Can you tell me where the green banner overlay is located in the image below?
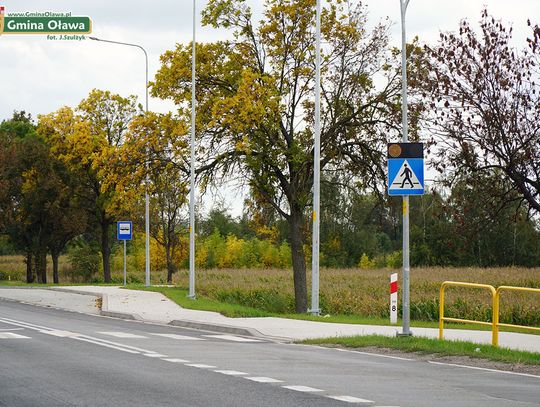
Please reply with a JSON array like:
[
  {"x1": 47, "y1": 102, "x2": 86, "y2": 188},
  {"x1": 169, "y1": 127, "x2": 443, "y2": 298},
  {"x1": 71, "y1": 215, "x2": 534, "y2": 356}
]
[{"x1": 1, "y1": 17, "x2": 92, "y2": 34}]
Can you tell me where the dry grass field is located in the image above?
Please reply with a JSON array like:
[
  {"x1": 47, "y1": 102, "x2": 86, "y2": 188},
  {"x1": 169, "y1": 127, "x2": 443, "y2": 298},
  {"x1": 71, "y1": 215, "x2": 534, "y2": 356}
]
[
  {"x1": 1, "y1": 255, "x2": 539, "y2": 325},
  {"x1": 170, "y1": 267, "x2": 540, "y2": 325}
]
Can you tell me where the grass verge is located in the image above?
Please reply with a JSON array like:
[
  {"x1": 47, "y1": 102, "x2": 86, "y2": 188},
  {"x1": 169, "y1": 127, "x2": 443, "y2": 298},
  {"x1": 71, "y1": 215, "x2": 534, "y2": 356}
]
[{"x1": 302, "y1": 335, "x2": 540, "y2": 366}]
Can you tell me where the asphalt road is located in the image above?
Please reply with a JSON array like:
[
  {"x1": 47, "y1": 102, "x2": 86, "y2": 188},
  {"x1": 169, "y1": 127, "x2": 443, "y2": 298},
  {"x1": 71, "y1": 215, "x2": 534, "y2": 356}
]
[{"x1": 0, "y1": 299, "x2": 538, "y2": 407}]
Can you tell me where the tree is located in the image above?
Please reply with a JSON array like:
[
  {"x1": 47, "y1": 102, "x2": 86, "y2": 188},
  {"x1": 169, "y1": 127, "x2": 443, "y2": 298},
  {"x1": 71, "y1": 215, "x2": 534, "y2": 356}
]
[
  {"x1": 421, "y1": 10, "x2": 540, "y2": 214},
  {"x1": 38, "y1": 90, "x2": 140, "y2": 283},
  {"x1": 104, "y1": 112, "x2": 189, "y2": 284},
  {"x1": 151, "y1": 0, "x2": 402, "y2": 312},
  {"x1": 0, "y1": 112, "x2": 85, "y2": 283}
]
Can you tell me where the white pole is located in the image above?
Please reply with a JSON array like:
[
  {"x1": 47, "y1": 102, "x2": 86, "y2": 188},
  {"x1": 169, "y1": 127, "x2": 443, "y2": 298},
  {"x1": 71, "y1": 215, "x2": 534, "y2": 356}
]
[
  {"x1": 400, "y1": 0, "x2": 412, "y2": 336},
  {"x1": 188, "y1": 0, "x2": 196, "y2": 299},
  {"x1": 124, "y1": 240, "x2": 127, "y2": 287},
  {"x1": 310, "y1": 0, "x2": 321, "y2": 316},
  {"x1": 87, "y1": 37, "x2": 151, "y2": 287},
  {"x1": 144, "y1": 46, "x2": 151, "y2": 288}
]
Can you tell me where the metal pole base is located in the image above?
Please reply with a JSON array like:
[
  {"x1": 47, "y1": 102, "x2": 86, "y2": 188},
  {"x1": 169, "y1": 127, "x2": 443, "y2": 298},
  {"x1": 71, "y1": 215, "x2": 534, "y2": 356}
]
[
  {"x1": 397, "y1": 331, "x2": 413, "y2": 337},
  {"x1": 308, "y1": 309, "x2": 321, "y2": 316},
  {"x1": 187, "y1": 294, "x2": 196, "y2": 300}
]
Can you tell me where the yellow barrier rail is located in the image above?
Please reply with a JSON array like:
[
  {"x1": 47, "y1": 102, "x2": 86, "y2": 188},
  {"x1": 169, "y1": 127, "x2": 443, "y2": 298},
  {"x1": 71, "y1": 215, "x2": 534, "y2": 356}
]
[
  {"x1": 439, "y1": 282, "x2": 540, "y2": 347},
  {"x1": 439, "y1": 281, "x2": 498, "y2": 346},
  {"x1": 496, "y1": 286, "x2": 540, "y2": 334}
]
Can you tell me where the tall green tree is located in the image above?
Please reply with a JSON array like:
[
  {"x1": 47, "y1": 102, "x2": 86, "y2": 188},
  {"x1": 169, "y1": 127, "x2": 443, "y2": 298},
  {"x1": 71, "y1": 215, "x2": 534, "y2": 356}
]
[
  {"x1": 0, "y1": 112, "x2": 85, "y2": 283},
  {"x1": 151, "y1": 0, "x2": 402, "y2": 312}
]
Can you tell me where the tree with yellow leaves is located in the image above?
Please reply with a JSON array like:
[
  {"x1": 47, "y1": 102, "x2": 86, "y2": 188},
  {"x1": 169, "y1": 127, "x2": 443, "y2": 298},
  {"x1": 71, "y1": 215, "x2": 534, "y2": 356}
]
[
  {"x1": 38, "y1": 90, "x2": 140, "y2": 283},
  {"x1": 103, "y1": 111, "x2": 189, "y2": 283},
  {"x1": 152, "y1": 0, "x2": 403, "y2": 312}
]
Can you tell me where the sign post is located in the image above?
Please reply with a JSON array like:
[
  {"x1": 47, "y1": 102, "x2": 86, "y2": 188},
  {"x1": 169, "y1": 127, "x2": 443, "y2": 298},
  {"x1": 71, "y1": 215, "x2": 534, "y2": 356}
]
[
  {"x1": 388, "y1": 142, "x2": 424, "y2": 336},
  {"x1": 117, "y1": 221, "x2": 132, "y2": 286}
]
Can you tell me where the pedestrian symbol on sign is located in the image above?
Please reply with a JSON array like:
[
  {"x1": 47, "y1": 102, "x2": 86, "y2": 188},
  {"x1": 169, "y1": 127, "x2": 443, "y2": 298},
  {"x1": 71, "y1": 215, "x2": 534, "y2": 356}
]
[{"x1": 390, "y1": 160, "x2": 422, "y2": 190}]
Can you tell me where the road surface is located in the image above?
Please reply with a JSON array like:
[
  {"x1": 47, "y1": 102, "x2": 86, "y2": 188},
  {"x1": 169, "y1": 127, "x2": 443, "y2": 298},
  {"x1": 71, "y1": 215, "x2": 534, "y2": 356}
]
[{"x1": 0, "y1": 299, "x2": 538, "y2": 406}]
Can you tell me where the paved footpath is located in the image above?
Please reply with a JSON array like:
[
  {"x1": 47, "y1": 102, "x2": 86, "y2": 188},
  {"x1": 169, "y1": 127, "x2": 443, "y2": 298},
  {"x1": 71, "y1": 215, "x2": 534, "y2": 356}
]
[{"x1": 0, "y1": 286, "x2": 538, "y2": 352}]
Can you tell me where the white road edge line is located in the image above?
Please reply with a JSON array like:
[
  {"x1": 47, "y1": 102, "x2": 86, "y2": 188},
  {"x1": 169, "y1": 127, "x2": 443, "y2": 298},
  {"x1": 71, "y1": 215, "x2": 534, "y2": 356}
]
[
  {"x1": 0, "y1": 317, "x2": 159, "y2": 355},
  {"x1": 73, "y1": 337, "x2": 140, "y2": 354},
  {"x1": 428, "y1": 361, "x2": 540, "y2": 379},
  {"x1": 203, "y1": 334, "x2": 262, "y2": 343},
  {"x1": 334, "y1": 348, "x2": 413, "y2": 361}
]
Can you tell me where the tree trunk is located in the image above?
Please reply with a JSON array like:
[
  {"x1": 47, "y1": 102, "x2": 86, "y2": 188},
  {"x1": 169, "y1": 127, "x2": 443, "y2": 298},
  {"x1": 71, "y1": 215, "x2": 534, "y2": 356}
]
[
  {"x1": 34, "y1": 248, "x2": 47, "y2": 284},
  {"x1": 25, "y1": 251, "x2": 34, "y2": 283},
  {"x1": 101, "y1": 220, "x2": 111, "y2": 283},
  {"x1": 289, "y1": 208, "x2": 308, "y2": 313},
  {"x1": 52, "y1": 252, "x2": 60, "y2": 284},
  {"x1": 166, "y1": 244, "x2": 175, "y2": 284}
]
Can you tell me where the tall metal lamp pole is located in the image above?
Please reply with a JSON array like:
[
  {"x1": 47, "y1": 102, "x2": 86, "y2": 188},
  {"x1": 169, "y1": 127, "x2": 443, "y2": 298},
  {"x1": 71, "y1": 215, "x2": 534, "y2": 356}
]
[{"x1": 88, "y1": 36, "x2": 151, "y2": 288}]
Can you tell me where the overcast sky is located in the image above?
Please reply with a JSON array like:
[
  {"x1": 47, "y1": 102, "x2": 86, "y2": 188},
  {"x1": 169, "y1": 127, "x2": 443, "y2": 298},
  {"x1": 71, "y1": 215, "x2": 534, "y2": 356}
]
[
  {"x1": 1, "y1": 1, "x2": 538, "y2": 214},
  {"x1": 1, "y1": 0, "x2": 538, "y2": 122}
]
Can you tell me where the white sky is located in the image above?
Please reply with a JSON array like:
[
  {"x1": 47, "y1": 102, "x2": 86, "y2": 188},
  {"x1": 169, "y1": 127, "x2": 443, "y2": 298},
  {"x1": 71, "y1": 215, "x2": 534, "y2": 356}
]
[
  {"x1": 1, "y1": 0, "x2": 538, "y2": 121},
  {"x1": 1, "y1": 0, "x2": 538, "y2": 214}
]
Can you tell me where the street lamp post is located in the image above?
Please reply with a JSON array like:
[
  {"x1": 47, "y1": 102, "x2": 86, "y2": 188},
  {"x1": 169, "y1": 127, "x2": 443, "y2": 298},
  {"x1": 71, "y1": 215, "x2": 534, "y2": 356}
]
[
  {"x1": 399, "y1": 0, "x2": 413, "y2": 337},
  {"x1": 188, "y1": 0, "x2": 197, "y2": 299},
  {"x1": 89, "y1": 36, "x2": 151, "y2": 288},
  {"x1": 310, "y1": 0, "x2": 321, "y2": 316}
]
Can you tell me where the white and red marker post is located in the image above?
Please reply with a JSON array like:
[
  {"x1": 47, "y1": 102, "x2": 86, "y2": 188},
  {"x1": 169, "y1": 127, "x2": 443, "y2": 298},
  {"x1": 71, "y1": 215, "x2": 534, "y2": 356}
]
[{"x1": 390, "y1": 273, "x2": 398, "y2": 325}]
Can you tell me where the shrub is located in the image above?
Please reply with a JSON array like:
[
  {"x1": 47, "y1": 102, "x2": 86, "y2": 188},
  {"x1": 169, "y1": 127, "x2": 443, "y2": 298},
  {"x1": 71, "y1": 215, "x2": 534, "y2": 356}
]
[{"x1": 67, "y1": 243, "x2": 101, "y2": 281}]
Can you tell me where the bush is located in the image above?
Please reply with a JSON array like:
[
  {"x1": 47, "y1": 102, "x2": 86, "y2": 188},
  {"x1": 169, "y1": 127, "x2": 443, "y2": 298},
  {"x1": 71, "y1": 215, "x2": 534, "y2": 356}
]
[
  {"x1": 358, "y1": 253, "x2": 376, "y2": 269},
  {"x1": 67, "y1": 243, "x2": 101, "y2": 281},
  {"x1": 386, "y1": 250, "x2": 402, "y2": 269}
]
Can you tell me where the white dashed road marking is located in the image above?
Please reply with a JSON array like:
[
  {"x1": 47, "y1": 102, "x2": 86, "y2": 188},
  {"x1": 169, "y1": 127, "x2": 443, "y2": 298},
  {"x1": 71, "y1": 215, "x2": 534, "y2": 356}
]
[
  {"x1": 43, "y1": 330, "x2": 80, "y2": 337},
  {"x1": 144, "y1": 353, "x2": 168, "y2": 358},
  {"x1": 245, "y1": 377, "x2": 284, "y2": 383},
  {"x1": 150, "y1": 333, "x2": 205, "y2": 341},
  {"x1": 327, "y1": 395, "x2": 374, "y2": 403},
  {"x1": 203, "y1": 334, "x2": 262, "y2": 342},
  {"x1": 282, "y1": 385, "x2": 324, "y2": 392},
  {"x1": 214, "y1": 370, "x2": 248, "y2": 376},
  {"x1": 163, "y1": 358, "x2": 190, "y2": 363},
  {"x1": 0, "y1": 332, "x2": 30, "y2": 339},
  {"x1": 98, "y1": 332, "x2": 147, "y2": 339},
  {"x1": 185, "y1": 364, "x2": 217, "y2": 369}
]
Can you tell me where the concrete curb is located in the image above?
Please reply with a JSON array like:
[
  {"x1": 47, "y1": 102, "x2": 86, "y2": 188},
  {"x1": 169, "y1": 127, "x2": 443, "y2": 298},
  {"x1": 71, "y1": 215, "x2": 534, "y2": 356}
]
[
  {"x1": 46, "y1": 287, "x2": 102, "y2": 297},
  {"x1": 45, "y1": 288, "x2": 143, "y2": 321},
  {"x1": 99, "y1": 293, "x2": 143, "y2": 321},
  {"x1": 169, "y1": 319, "x2": 270, "y2": 338}
]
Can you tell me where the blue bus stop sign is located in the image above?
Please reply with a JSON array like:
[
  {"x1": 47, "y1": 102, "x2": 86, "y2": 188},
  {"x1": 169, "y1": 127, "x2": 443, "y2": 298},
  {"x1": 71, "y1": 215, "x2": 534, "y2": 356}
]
[
  {"x1": 117, "y1": 221, "x2": 132, "y2": 241},
  {"x1": 387, "y1": 143, "x2": 424, "y2": 196}
]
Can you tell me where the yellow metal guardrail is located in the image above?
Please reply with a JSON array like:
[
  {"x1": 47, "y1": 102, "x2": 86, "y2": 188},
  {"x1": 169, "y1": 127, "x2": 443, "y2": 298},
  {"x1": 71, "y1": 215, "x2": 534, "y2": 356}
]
[
  {"x1": 439, "y1": 281, "x2": 540, "y2": 347},
  {"x1": 439, "y1": 281, "x2": 498, "y2": 346},
  {"x1": 496, "y1": 286, "x2": 540, "y2": 335}
]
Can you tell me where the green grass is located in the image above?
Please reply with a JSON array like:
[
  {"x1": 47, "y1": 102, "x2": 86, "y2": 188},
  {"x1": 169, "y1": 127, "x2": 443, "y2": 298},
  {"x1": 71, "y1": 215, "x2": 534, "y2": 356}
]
[
  {"x1": 302, "y1": 335, "x2": 540, "y2": 366},
  {"x1": 139, "y1": 286, "x2": 271, "y2": 318}
]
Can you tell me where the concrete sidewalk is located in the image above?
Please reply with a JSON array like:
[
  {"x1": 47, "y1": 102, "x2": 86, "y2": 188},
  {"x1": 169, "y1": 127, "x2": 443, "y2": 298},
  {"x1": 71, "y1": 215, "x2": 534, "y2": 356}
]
[{"x1": 1, "y1": 286, "x2": 539, "y2": 353}]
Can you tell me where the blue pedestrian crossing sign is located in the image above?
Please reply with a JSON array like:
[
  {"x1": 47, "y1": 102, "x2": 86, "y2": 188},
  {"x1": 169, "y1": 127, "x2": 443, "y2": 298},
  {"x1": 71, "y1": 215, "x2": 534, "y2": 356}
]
[
  {"x1": 387, "y1": 143, "x2": 424, "y2": 196},
  {"x1": 117, "y1": 221, "x2": 133, "y2": 241}
]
